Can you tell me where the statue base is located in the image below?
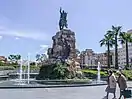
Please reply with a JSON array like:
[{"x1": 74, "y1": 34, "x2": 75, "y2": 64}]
[{"x1": 48, "y1": 29, "x2": 76, "y2": 60}]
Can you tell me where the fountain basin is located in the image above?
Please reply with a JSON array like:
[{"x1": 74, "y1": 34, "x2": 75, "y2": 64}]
[{"x1": 0, "y1": 79, "x2": 107, "y2": 89}]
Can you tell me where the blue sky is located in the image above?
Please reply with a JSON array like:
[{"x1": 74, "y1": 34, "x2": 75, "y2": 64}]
[{"x1": 0, "y1": 0, "x2": 132, "y2": 60}]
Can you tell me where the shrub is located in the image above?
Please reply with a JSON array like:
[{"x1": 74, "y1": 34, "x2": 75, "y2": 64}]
[
  {"x1": 36, "y1": 62, "x2": 70, "y2": 80},
  {"x1": 82, "y1": 69, "x2": 108, "y2": 79},
  {"x1": 122, "y1": 70, "x2": 132, "y2": 80},
  {"x1": 0, "y1": 66, "x2": 15, "y2": 70},
  {"x1": 53, "y1": 62, "x2": 70, "y2": 79}
]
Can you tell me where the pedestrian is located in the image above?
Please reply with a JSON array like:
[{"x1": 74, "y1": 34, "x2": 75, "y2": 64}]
[
  {"x1": 105, "y1": 70, "x2": 117, "y2": 99},
  {"x1": 117, "y1": 71, "x2": 127, "y2": 99}
]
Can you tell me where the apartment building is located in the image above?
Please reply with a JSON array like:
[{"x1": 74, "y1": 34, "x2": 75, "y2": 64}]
[
  {"x1": 112, "y1": 30, "x2": 132, "y2": 67},
  {"x1": 80, "y1": 49, "x2": 108, "y2": 66}
]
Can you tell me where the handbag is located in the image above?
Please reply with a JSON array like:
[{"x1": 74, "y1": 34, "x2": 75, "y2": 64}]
[
  {"x1": 105, "y1": 86, "x2": 109, "y2": 92},
  {"x1": 123, "y1": 89, "x2": 132, "y2": 98}
]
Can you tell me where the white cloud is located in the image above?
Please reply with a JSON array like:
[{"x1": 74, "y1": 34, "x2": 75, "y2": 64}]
[
  {"x1": 0, "y1": 35, "x2": 3, "y2": 39},
  {"x1": 40, "y1": 44, "x2": 49, "y2": 48},
  {"x1": 0, "y1": 15, "x2": 51, "y2": 41},
  {"x1": 15, "y1": 37, "x2": 20, "y2": 40},
  {"x1": 0, "y1": 26, "x2": 50, "y2": 41}
]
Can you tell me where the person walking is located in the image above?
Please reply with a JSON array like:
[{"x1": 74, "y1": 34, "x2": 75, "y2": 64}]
[
  {"x1": 105, "y1": 70, "x2": 117, "y2": 99},
  {"x1": 117, "y1": 71, "x2": 127, "y2": 99}
]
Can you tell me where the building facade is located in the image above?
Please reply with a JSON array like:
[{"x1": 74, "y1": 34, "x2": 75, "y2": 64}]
[
  {"x1": 0, "y1": 56, "x2": 7, "y2": 63},
  {"x1": 112, "y1": 30, "x2": 132, "y2": 67},
  {"x1": 80, "y1": 49, "x2": 109, "y2": 66}
]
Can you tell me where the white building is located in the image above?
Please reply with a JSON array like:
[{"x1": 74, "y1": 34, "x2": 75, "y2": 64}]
[{"x1": 112, "y1": 30, "x2": 132, "y2": 67}]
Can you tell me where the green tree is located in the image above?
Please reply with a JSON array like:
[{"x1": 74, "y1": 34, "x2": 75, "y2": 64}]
[
  {"x1": 119, "y1": 32, "x2": 132, "y2": 69},
  {"x1": 36, "y1": 54, "x2": 47, "y2": 64},
  {"x1": 110, "y1": 26, "x2": 122, "y2": 69},
  {"x1": 0, "y1": 61, "x2": 4, "y2": 66},
  {"x1": 53, "y1": 62, "x2": 69, "y2": 79},
  {"x1": 8, "y1": 54, "x2": 21, "y2": 64},
  {"x1": 99, "y1": 31, "x2": 115, "y2": 68}
]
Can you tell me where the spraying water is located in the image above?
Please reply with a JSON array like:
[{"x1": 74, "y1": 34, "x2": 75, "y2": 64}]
[
  {"x1": 27, "y1": 53, "x2": 30, "y2": 84},
  {"x1": 97, "y1": 62, "x2": 101, "y2": 83},
  {"x1": 19, "y1": 58, "x2": 23, "y2": 82}
]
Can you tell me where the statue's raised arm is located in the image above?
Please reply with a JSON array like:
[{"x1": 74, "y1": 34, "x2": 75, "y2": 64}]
[{"x1": 60, "y1": 7, "x2": 62, "y2": 14}]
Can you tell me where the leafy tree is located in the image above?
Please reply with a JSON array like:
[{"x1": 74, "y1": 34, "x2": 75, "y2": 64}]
[
  {"x1": 0, "y1": 61, "x2": 4, "y2": 66},
  {"x1": 53, "y1": 62, "x2": 69, "y2": 79},
  {"x1": 36, "y1": 54, "x2": 47, "y2": 65},
  {"x1": 8, "y1": 54, "x2": 21, "y2": 64}
]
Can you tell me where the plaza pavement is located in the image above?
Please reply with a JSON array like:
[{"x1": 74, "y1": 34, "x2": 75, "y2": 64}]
[{"x1": 0, "y1": 82, "x2": 131, "y2": 99}]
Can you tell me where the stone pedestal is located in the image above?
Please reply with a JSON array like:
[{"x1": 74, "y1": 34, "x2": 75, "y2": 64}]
[
  {"x1": 48, "y1": 29, "x2": 76, "y2": 60},
  {"x1": 47, "y1": 29, "x2": 82, "y2": 78}
]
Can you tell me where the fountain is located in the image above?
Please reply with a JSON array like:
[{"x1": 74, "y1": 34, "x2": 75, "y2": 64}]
[
  {"x1": 13, "y1": 54, "x2": 31, "y2": 85},
  {"x1": 14, "y1": 57, "x2": 27, "y2": 85},
  {"x1": 27, "y1": 53, "x2": 30, "y2": 84},
  {"x1": 0, "y1": 8, "x2": 107, "y2": 88},
  {"x1": 19, "y1": 58, "x2": 22, "y2": 82},
  {"x1": 97, "y1": 62, "x2": 101, "y2": 83}
]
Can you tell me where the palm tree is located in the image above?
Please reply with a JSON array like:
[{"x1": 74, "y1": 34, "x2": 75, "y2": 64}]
[
  {"x1": 99, "y1": 31, "x2": 115, "y2": 68},
  {"x1": 36, "y1": 54, "x2": 47, "y2": 65},
  {"x1": 111, "y1": 26, "x2": 122, "y2": 69},
  {"x1": 119, "y1": 32, "x2": 132, "y2": 69},
  {"x1": 8, "y1": 55, "x2": 15, "y2": 63},
  {"x1": 15, "y1": 55, "x2": 21, "y2": 62},
  {"x1": 8, "y1": 54, "x2": 21, "y2": 64}
]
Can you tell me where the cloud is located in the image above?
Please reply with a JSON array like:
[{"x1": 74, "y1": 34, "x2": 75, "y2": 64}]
[
  {"x1": 0, "y1": 35, "x2": 3, "y2": 39},
  {"x1": 0, "y1": 15, "x2": 51, "y2": 41},
  {"x1": 0, "y1": 26, "x2": 50, "y2": 41},
  {"x1": 15, "y1": 37, "x2": 20, "y2": 40},
  {"x1": 40, "y1": 44, "x2": 49, "y2": 48},
  {"x1": 35, "y1": 44, "x2": 49, "y2": 54}
]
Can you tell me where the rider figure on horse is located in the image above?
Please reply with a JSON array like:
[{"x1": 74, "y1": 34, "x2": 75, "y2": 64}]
[{"x1": 59, "y1": 7, "x2": 68, "y2": 30}]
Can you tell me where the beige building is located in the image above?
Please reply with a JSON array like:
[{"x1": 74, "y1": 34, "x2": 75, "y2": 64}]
[{"x1": 80, "y1": 49, "x2": 109, "y2": 67}]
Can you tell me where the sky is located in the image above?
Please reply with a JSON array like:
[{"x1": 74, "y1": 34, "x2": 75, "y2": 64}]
[{"x1": 0, "y1": 0, "x2": 132, "y2": 60}]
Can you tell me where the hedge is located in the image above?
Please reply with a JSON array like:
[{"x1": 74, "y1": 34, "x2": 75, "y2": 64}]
[
  {"x1": 122, "y1": 70, "x2": 132, "y2": 80},
  {"x1": 82, "y1": 69, "x2": 108, "y2": 79},
  {"x1": 82, "y1": 69, "x2": 132, "y2": 81},
  {"x1": 0, "y1": 66, "x2": 15, "y2": 70}
]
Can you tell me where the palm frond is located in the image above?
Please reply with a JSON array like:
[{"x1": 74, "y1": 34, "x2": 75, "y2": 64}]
[
  {"x1": 112, "y1": 25, "x2": 122, "y2": 35},
  {"x1": 99, "y1": 39, "x2": 106, "y2": 47}
]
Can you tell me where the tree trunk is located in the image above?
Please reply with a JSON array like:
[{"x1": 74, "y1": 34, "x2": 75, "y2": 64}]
[
  {"x1": 115, "y1": 36, "x2": 118, "y2": 69},
  {"x1": 126, "y1": 41, "x2": 129, "y2": 69},
  {"x1": 107, "y1": 42, "x2": 110, "y2": 68}
]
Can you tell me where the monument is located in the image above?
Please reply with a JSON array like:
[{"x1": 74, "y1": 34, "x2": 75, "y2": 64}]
[
  {"x1": 48, "y1": 7, "x2": 76, "y2": 61},
  {"x1": 46, "y1": 7, "x2": 82, "y2": 78}
]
